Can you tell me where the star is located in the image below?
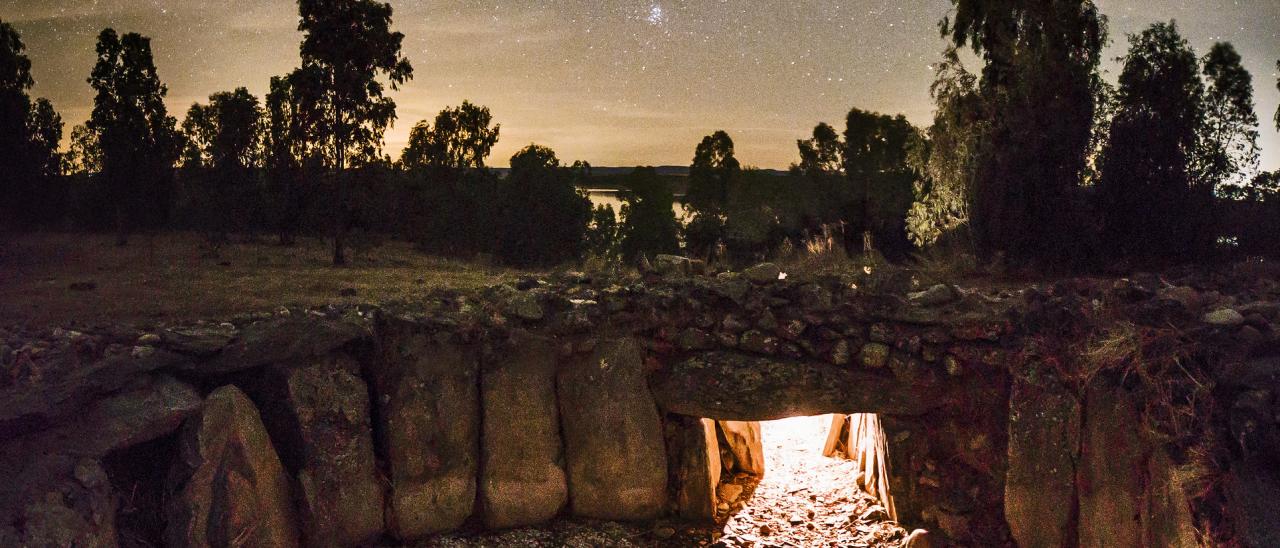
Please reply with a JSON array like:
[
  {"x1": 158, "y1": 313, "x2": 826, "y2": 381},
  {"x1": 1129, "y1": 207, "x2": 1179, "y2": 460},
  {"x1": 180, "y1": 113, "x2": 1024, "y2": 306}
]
[{"x1": 646, "y1": 4, "x2": 666, "y2": 26}]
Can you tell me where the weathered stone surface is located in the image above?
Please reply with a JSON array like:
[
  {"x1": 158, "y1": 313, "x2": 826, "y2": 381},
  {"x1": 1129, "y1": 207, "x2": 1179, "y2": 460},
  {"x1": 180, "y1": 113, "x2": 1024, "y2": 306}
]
[
  {"x1": 718, "y1": 421, "x2": 765, "y2": 476},
  {"x1": 0, "y1": 456, "x2": 117, "y2": 548},
  {"x1": 480, "y1": 331, "x2": 567, "y2": 529},
  {"x1": 13, "y1": 374, "x2": 201, "y2": 458},
  {"x1": 558, "y1": 337, "x2": 668, "y2": 520},
  {"x1": 370, "y1": 315, "x2": 479, "y2": 539},
  {"x1": 505, "y1": 292, "x2": 545, "y2": 321},
  {"x1": 161, "y1": 323, "x2": 238, "y2": 357},
  {"x1": 859, "y1": 343, "x2": 891, "y2": 369},
  {"x1": 1224, "y1": 459, "x2": 1280, "y2": 548},
  {"x1": 166, "y1": 385, "x2": 298, "y2": 548},
  {"x1": 672, "y1": 416, "x2": 721, "y2": 521},
  {"x1": 743, "y1": 262, "x2": 782, "y2": 284},
  {"x1": 1142, "y1": 450, "x2": 1198, "y2": 548},
  {"x1": 1203, "y1": 308, "x2": 1245, "y2": 327},
  {"x1": 1005, "y1": 372, "x2": 1080, "y2": 548},
  {"x1": 908, "y1": 284, "x2": 956, "y2": 307},
  {"x1": 654, "y1": 254, "x2": 692, "y2": 277},
  {"x1": 652, "y1": 352, "x2": 942, "y2": 420},
  {"x1": 194, "y1": 317, "x2": 367, "y2": 376},
  {"x1": 257, "y1": 354, "x2": 384, "y2": 546},
  {"x1": 0, "y1": 346, "x2": 191, "y2": 436},
  {"x1": 1077, "y1": 380, "x2": 1143, "y2": 548}
]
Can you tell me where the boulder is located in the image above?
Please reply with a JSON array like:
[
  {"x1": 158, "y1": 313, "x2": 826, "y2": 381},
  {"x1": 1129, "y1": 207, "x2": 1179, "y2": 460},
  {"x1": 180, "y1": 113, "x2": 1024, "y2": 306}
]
[
  {"x1": 165, "y1": 385, "x2": 298, "y2": 548},
  {"x1": 1005, "y1": 372, "x2": 1080, "y2": 548},
  {"x1": 1077, "y1": 380, "x2": 1143, "y2": 548},
  {"x1": 194, "y1": 317, "x2": 367, "y2": 376},
  {"x1": 717, "y1": 421, "x2": 765, "y2": 476},
  {"x1": 0, "y1": 456, "x2": 117, "y2": 548},
  {"x1": 558, "y1": 337, "x2": 668, "y2": 520},
  {"x1": 34, "y1": 375, "x2": 202, "y2": 458},
  {"x1": 654, "y1": 255, "x2": 692, "y2": 277},
  {"x1": 672, "y1": 416, "x2": 721, "y2": 521},
  {"x1": 908, "y1": 284, "x2": 957, "y2": 307},
  {"x1": 480, "y1": 332, "x2": 568, "y2": 529},
  {"x1": 743, "y1": 263, "x2": 782, "y2": 284},
  {"x1": 370, "y1": 316, "x2": 479, "y2": 539},
  {"x1": 1203, "y1": 308, "x2": 1246, "y2": 327},
  {"x1": 255, "y1": 354, "x2": 384, "y2": 546}
]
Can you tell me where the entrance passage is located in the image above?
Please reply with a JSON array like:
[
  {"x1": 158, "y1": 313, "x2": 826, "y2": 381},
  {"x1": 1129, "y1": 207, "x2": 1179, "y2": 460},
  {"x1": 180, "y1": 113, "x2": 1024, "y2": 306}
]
[{"x1": 714, "y1": 415, "x2": 908, "y2": 547}]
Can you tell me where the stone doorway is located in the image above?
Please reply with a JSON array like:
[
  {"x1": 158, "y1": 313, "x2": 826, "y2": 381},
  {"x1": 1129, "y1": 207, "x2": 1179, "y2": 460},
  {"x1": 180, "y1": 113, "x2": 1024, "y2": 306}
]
[{"x1": 694, "y1": 415, "x2": 918, "y2": 547}]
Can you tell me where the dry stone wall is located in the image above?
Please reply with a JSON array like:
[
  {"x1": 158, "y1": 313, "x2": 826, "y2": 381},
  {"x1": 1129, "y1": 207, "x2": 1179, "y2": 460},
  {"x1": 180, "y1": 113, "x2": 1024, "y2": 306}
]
[{"x1": 2, "y1": 266, "x2": 1279, "y2": 546}]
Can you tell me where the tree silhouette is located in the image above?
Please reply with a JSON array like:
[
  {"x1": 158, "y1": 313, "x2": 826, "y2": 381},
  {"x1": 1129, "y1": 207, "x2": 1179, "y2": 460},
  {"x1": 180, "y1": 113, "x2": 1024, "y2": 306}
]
[
  {"x1": 1098, "y1": 22, "x2": 1211, "y2": 261},
  {"x1": 941, "y1": 0, "x2": 1106, "y2": 269},
  {"x1": 907, "y1": 48, "x2": 982, "y2": 248},
  {"x1": 585, "y1": 204, "x2": 620, "y2": 261},
  {"x1": 796, "y1": 123, "x2": 843, "y2": 176},
  {"x1": 181, "y1": 87, "x2": 264, "y2": 240},
  {"x1": 843, "y1": 109, "x2": 918, "y2": 259},
  {"x1": 1274, "y1": 60, "x2": 1279, "y2": 132},
  {"x1": 0, "y1": 20, "x2": 35, "y2": 230},
  {"x1": 264, "y1": 67, "x2": 327, "y2": 245},
  {"x1": 87, "y1": 29, "x2": 182, "y2": 246},
  {"x1": 25, "y1": 98, "x2": 65, "y2": 227},
  {"x1": 297, "y1": 0, "x2": 413, "y2": 265},
  {"x1": 619, "y1": 166, "x2": 681, "y2": 262},
  {"x1": 495, "y1": 145, "x2": 591, "y2": 266},
  {"x1": 401, "y1": 101, "x2": 499, "y2": 172},
  {"x1": 1200, "y1": 42, "x2": 1260, "y2": 194},
  {"x1": 685, "y1": 130, "x2": 740, "y2": 257}
]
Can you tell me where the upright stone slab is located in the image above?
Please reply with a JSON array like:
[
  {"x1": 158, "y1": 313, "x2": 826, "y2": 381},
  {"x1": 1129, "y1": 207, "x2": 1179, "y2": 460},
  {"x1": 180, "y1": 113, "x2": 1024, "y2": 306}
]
[
  {"x1": 673, "y1": 416, "x2": 721, "y2": 521},
  {"x1": 718, "y1": 421, "x2": 765, "y2": 476},
  {"x1": 1005, "y1": 373, "x2": 1080, "y2": 548},
  {"x1": 370, "y1": 315, "x2": 479, "y2": 539},
  {"x1": 1143, "y1": 450, "x2": 1198, "y2": 547},
  {"x1": 1078, "y1": 380, "x2": 1143, "y2": 548},
  {"x1": 558, "y1": 337, "x2": 668, "y2": 520},
  {"x1": 165, "y1": 385, "x2": 298, "y2": 548},
  {"x1": 260, "y1": 355, "x2": 385, "y2": 546},
  {"x1": 480, "y1": 331, "x2": 567, "y2": 529}
]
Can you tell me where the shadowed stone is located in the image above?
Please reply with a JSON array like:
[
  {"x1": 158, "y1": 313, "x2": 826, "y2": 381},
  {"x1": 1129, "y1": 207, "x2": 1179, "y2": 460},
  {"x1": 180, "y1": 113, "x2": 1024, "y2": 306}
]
[
  {"x1": 1005, "y1": 373, "x2": 1079, "y2": 548},
  {"x1": 718, "y1": 421, "x2": 765, "y2": 476},
  {"x1": 370, "y1": 315, "x2": 479, "y2": 539},
  {"x1": 193, "y1": 317, "x2": 367, "y2": 376},
  {"x1": 672, "y1": 416, "x2": 721, "y2": 521},
  {"x1": 558, "y1": 337, "x2": 668, "y2": 521},
  {"x1": 480, "y1": 331, "x2": 567, "y2": 529},
  {"x1": 165, "y1": 385, "x2": 298, "y2": 548},
  {"x1": 1078, "y1": 380, "x2": 1143, "y2": 548}
]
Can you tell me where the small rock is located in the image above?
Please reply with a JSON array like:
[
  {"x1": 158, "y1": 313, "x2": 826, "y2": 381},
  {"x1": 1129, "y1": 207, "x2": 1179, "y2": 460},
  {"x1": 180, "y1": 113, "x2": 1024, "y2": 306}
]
[
  {"x1": 739, "y1": 330, "x2": 779, "y2": 355},
  {"x1": 788, "y1": 514, "x2": 805, "y2": 525},
  {"x1": 1204, "y1": 308, "x2": 1246, "y2": 327},
  {"x1": 506, "y1": 292, "x2": 545, "y2": 321},
  {"x1": 743, "y1": 263, "x2": 782, "y2": 284},
  {"x1": 903, "y1": 528, "x2": 936, "y2": 548},
  {"x1": 860, "y1": 505, "x2": 889, "y2": 521},
  {"x1": 130, "y1": 345, "x2": 155, "y2": 359},
  {"x1": 653, "y1": 526, "x2": 676, "y2": 540},
  {"x1": 1158, "y1": 286, "x2": 1201, "y2": 309},
  {"x1": 908, "y1": 284, "x2": 957, "y2": 306},
  {"x1": 759, "y1": 524, "x2": 772, "y2": 536},
  {"x1": 654, "y1": 255, "x2": 692, "y2": 277},
  {"x1": 943, "y1": 355, "x2": 963, "y2": 376},
  {"x1": 859, "y1": 343, "x2": 891, "y2": 368},
  {"x1": 718, "y1": 483, "x2": 744, "y2": 503},
  {"x1": 137, "y1": 333, "x2": 161, "y2": 346},
  {"x1": 830, "y1": 340, "x2": 851, "y2": 365}
]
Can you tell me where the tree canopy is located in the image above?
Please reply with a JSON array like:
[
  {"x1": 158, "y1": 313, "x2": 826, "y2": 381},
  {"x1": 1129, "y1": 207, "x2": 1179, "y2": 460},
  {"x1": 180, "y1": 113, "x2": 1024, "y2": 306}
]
[
  {"x1": 401, "y1": 101, "x2": 500, "y2": 171},
  {"x1": 1200, "y1": 42, "x2": 1260, "y2": 193}
]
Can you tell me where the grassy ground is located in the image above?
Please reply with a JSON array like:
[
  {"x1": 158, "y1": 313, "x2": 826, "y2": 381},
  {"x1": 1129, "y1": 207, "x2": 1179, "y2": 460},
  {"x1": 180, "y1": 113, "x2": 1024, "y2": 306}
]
[{"x1": 0, "y1": 232, "x2": 521, "y2": 327}]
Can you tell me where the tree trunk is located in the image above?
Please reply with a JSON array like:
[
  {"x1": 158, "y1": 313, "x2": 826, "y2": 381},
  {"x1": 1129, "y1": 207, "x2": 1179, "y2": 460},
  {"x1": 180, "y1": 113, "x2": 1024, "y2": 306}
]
[{"x1": 332, "y1": 137, "x2": 347, "y2": 266}]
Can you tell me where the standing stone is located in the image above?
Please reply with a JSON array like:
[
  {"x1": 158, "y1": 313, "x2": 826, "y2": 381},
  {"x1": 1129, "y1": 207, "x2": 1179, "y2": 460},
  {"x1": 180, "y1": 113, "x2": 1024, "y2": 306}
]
[
  {"x1": 480, "y1": 331, "x2": 568, "y2": 529},
  {"x1": 370, "y1": 316, "x2": 479, "y2": 539},
  {"x1": 718, "y1": 421, "x2": 765, "y2": 476},
  {"x1": 1005, "y1": 373, "x2": 1080, "y2": 548},
  {"x1": 1077, "y1": 380, "x2": 1143, "y2": 548},
  {"x1": 165, "y1": 385, "x2": 298, "y2": 548},
  {"x1": 1142, "y1": 450, "x2": 1198, "y2": 547},
  {"x1": 258, "y1": 355, "x2": 385, "y2": 547},
  {"x1": 558, "y1": 337, "x2": 668, "y2": 520},
  {"x1": 672, "y1": 416, "x2": 721, "y2": 521}
]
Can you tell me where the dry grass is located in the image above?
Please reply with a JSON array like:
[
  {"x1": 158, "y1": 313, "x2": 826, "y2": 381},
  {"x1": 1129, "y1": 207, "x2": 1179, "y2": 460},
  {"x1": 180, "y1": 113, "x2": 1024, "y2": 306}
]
[{"x1": 0, "y1": 232, "x2": 523, "y2": 327}]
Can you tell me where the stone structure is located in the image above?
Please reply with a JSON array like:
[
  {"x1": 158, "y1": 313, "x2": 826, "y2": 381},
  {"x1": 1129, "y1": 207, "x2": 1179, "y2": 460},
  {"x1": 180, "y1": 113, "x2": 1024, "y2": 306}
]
[{"x1": 1, "y1": 265, "x2": 1278, "y2": 546}]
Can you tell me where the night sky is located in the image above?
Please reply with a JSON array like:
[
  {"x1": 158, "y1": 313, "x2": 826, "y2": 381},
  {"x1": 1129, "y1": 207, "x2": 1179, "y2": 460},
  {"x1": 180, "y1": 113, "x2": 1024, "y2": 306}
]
[{"x1": 6, "y1": 1, "x2": 1280, "y2": 169}]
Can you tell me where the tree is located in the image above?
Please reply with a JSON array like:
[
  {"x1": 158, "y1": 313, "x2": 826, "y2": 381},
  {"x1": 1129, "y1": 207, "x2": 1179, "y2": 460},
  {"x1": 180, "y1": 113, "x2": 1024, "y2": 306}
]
[
  {"x1": 25, "y1": 98, "x2": 65, "y2": 227},
  {"x1": 401, "y1": 101, "x2": 499, "y2": 171},
  {"x1": 495, "y1": 145, "x2": 592, "y2": 266},
  {"x1": 297, "y1": 0, "x2": 413, "y2": 265},
  {"x1": 1275, "y1": 60, "x2": 1279, "y2": 132},
  {"x1": 0, "y1": 20, "x2": 61, "y2": 230},
  {"x1": 843, "y1": 109, "x2": 918, "y2": 259},
  {"x1": 941, "y1": 0, "x2": 1107, "y2": 268},
  {"x1": 796, "y1": 123, "x2": 843, "y2": 176},
  {"x1": 585, "y1": 204, "x2": 620, "y2": 261},
  {"x1": 87, "y1": 29, "x2": 182, "y2": 245},
  {"x1": 619, "y1": 166, "x2": 681, "y2": 262},
  {"x1": 685, "y1": 131, "x2": 740, "y2": 256},
  {"x1": 907, "y1": 48, "x2": 983, "y2": 248},
  {"x1": 68, "y1": 123, "x2": 102, "y2": 175},
  {"x1": 1097, "y1": 22, "x2": 1210, "y2": 261},
  {"x1": 1200, "y1": 42, "x2": 1260, "y2": 194},
  {"x1": 181, "y1": 87, "x2": 264, "y2": 239},
  {"x1": 264, "y1": 67, "x2": 327, "y2": 245}
]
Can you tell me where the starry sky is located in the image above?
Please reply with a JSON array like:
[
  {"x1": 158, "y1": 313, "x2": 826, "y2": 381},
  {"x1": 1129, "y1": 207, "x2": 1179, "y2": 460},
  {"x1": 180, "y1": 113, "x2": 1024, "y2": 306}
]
[{"x1": 5, "y1": 0, "x2": 1280, "y2": 170}]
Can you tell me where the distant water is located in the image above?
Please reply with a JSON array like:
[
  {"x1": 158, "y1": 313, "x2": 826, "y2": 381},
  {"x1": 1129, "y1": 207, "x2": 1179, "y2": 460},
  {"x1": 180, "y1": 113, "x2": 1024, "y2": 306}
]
[{"x1": 583, "y1": 189, "x2": 687, "y2": 220}]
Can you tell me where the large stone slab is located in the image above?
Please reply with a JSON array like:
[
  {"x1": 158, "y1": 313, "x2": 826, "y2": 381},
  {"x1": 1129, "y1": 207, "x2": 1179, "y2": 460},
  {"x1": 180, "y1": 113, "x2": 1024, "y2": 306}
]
[
  {"x1": 0, "y1": 456, "x2": 117, "y2": 548},
  {"x1": 255, "y1": 354, "x2": 385, "y2": 546},
  {"x1": 480, "y1": 331, "x2": 567, "y2": 529},
  {"x1": 1078, "y1": 380, "x2": 1144, "y2": 548},
  {"x1": 165, "y1": 385, "x2": 298, "y2": 548},
  {"x1": 718, "y1": 421, "x2": 765, "y2": 476},
  {"x1": 192, "y1": 317, "x2": 368, "y2": 376},
  {"x1": 672, "y1": 416, "x2": 721, "y2": 521},
  {"x1": 370, "y1": 315, "x2": 479, "y2": 539},
  {"x1": 1005, "y1": 373, "x2": 1080, "y2": 548},
  {"x1": 1142, "y1": 450, "x2": 1198, "y2": 547},
  {"x1": 558, "y1": 337, "x2": 669, "y2": 521},
  {"x1": 650, "y1": 352, "x2": 943, "y2": 420}
]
